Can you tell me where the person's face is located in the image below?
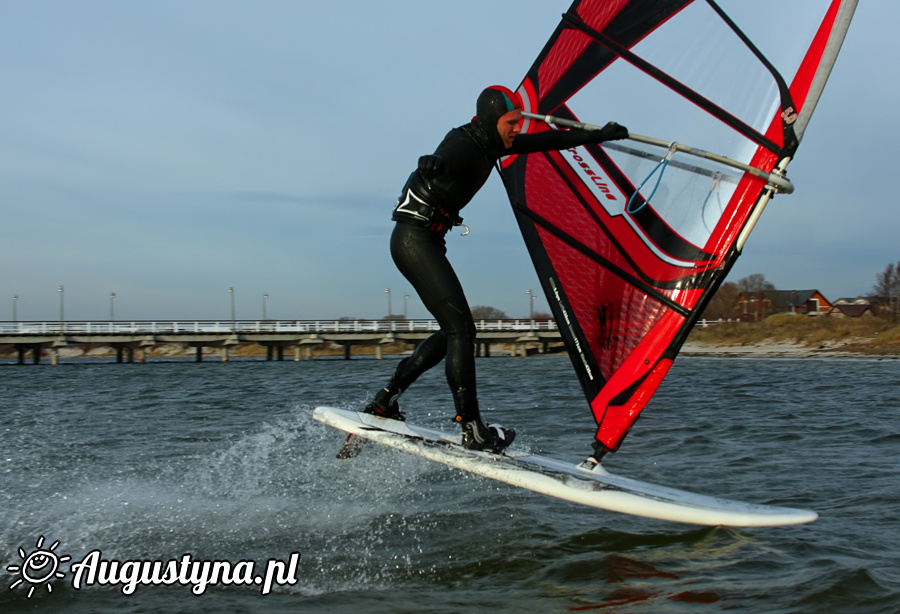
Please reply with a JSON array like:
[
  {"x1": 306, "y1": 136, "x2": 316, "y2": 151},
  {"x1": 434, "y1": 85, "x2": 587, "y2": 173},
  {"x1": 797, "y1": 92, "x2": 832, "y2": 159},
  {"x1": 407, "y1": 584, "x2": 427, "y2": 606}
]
[{"x1": 496, "y1": 109, "x2": 523, "y2": 148}]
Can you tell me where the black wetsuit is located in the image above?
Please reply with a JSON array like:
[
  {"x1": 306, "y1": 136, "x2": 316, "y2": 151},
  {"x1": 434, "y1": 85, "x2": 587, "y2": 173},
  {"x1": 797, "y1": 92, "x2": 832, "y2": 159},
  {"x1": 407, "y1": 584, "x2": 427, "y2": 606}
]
[{"x1": 386, "y1": 117, "x2": 625, "y2": 422}]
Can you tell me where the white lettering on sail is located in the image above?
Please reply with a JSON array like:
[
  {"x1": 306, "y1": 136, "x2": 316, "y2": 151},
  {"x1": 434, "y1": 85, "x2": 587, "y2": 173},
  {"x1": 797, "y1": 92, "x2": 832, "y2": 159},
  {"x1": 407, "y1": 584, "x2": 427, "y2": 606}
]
[{"x1": 561, "y1": 146, "x2": 627, "y2": 220}]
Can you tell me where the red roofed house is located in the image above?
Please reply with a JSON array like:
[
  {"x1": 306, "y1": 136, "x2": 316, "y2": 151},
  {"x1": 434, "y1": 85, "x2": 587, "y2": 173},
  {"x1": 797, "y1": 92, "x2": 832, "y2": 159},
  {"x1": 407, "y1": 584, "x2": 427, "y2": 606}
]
[{"x1": 736, "y1": 289, "x2": 832, "y2": 321}]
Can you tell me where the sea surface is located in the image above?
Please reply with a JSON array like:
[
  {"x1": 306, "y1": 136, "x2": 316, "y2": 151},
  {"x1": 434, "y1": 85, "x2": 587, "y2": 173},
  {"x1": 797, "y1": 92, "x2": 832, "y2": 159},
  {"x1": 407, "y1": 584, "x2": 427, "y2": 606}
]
[{"x1": 1, "y1": 354, "x2": 898, "y2": 613}]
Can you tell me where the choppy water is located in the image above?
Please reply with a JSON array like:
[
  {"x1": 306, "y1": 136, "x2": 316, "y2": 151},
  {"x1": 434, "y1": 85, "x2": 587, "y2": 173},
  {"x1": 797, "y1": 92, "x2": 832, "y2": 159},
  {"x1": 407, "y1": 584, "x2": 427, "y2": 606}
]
[{"x1": 1, "y1": 354, "x2": 898, "y2": 613}]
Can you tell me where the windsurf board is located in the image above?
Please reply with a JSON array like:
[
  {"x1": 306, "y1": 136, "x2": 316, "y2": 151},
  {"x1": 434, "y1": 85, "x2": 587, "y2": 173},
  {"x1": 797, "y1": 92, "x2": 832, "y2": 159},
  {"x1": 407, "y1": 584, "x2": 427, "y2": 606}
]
[{"x1": 313, "y1": 406, "x2": 818, "y2": 527}]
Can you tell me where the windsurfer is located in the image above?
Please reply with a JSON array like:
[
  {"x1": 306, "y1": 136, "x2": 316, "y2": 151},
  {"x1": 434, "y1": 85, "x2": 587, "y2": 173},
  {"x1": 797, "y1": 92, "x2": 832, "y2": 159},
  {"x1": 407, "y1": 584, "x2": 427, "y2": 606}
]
[{"x1": 365, "y1": 85, "x2": 627, "y2": 453}]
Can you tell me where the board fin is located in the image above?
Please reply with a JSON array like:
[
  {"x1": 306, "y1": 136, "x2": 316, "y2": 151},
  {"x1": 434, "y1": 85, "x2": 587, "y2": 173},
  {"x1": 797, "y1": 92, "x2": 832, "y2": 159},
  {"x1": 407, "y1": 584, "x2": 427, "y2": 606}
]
[{"x1": 336, "y1": 433, "x2": 365, "y2": 460}]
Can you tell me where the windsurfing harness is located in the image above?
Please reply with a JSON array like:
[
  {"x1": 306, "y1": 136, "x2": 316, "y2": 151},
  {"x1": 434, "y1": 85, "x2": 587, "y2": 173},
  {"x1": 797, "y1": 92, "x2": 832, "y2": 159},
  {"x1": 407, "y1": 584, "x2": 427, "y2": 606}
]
[{"x1": 500, "y1": 0, "x2": 856, "y2": 453}]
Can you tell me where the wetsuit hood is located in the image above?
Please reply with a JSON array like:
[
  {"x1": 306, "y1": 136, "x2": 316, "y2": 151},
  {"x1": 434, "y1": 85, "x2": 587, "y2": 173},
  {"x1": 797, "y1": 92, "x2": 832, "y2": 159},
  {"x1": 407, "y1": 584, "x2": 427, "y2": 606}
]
[{"x1": 474, "y1": 85, "x2": 522, "y2": 154}]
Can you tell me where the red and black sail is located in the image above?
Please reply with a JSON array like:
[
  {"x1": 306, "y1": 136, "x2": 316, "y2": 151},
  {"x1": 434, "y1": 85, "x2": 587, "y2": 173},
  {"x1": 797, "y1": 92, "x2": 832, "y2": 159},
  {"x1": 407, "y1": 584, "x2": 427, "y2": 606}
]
[{"x1": 500, "y1": 0, "x2": 857, "y2": 451}]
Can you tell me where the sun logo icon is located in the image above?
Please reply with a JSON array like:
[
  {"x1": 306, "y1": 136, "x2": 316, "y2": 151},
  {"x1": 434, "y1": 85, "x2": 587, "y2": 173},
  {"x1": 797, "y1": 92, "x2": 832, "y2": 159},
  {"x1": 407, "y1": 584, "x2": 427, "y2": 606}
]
[{"x1": 6, "y1": 535, "x2": 71, "y2": 598}]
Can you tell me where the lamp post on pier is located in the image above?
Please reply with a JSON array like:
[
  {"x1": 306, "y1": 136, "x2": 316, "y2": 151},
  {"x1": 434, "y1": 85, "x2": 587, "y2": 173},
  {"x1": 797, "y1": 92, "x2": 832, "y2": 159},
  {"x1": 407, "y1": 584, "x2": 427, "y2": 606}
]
[
  {"x1": 385, "y1": 288, "x2": 392, "y2": 319},
  {"x1": 228, "y1": 287, "x2": 236, "y2": 331},
  {"x1": 404, "y1": 293, "x2": 410, "y2": 319},
  {"x1": 526, "y1": 289, "x2": 537, "y2": 319},
  {"x1": 58, "y1": 286, "x2": 65, "y2": 332},
  {"x1": 526, "y1": 289, "x2": 537, "y2": 332},
  {"x1": 263, "y1": 293, "x2": 269, "y2": 321},
  {"x1": 12, "y1": 294, "x2": 18, "y2": 323},
  {"x1": 109, "y1": 292, "x2": 116, "y2": 322}
]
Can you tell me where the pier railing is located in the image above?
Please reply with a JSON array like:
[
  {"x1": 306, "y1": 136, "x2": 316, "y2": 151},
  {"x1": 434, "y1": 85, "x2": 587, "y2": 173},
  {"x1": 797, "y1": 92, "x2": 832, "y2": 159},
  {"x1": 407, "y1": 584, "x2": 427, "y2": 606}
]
[
  {"x1": 0, "y1": 318, "x2": 729, "y2": 365},
  {"x1": 0, "y1": 319, "x2": 561, "y2": 335}
]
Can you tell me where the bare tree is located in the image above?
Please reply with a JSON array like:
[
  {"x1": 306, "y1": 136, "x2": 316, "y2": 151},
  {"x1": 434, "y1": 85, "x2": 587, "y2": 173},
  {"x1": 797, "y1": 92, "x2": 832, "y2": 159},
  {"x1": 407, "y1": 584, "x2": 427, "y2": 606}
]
[
  {"x1": 701, "y1": 273, "x2": 775, "y2": 321},
  {"x1": 701, "y1": 281, "x2": 739, "y2": 320},
  {"x1": 471, "y1": 305, "x2": 508, "y2": 320},
  {"x1": 873, "y1": 262, "x2": 900, "y2": 317},
  {"x1": 873, "y1": 263, "x2": 893, "y2": 297},
  {"x1": 736, "y1": 273, "x2": 776, "y2": 296}
]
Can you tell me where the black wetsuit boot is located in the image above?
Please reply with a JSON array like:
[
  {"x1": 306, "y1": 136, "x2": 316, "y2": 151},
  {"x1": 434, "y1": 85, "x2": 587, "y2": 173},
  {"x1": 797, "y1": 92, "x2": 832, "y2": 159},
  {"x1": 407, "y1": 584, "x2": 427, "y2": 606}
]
[
  {"x1": 364, "y1": 364, "x2": 408, "y2": 421},
  {"x1": 455, "y1": 389, "x2": 515, "y2": 453}
]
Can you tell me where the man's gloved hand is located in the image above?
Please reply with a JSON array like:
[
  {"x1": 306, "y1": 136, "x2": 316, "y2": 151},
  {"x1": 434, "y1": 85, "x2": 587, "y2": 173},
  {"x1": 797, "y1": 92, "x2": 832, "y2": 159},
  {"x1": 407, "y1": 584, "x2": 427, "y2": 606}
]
[
  {"x1": 417, "y1": 154, "x2": 444, "y2": 177},
  {"x1": 589, "y1": 122, "x2": 629, "y2": 143}
]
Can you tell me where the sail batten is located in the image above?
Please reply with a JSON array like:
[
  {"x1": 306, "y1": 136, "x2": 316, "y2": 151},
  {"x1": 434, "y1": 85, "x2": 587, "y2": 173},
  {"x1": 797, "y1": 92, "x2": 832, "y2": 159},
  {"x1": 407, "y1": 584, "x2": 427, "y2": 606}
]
[{"x1": 502, "y1": 0, "x2": 856, "y2": 453}]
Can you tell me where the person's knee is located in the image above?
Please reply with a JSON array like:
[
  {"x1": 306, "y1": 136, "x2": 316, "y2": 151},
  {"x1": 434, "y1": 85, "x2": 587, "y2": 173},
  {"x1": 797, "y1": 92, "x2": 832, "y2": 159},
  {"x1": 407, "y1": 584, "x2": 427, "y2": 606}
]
[{"x1": 444, "y1": 319, "x2": 476, "y2": 344}]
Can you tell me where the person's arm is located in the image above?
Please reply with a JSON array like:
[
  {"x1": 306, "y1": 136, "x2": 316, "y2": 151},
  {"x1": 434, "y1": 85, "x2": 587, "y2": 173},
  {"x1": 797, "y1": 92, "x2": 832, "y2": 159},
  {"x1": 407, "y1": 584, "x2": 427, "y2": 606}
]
[{"x1": 508, "y1": 122, "x2": 628, "y2": 155}]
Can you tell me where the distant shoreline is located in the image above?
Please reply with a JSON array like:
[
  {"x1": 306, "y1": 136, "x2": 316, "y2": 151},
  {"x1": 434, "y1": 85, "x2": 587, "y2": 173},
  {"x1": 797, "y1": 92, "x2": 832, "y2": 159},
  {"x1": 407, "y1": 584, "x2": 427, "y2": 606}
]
[
  {"x1": 684, "y1": 315, "x2": 900, "y2": 358},
  {"x1": 681, "y1": 341, "x2": 899, "y2": 359}
]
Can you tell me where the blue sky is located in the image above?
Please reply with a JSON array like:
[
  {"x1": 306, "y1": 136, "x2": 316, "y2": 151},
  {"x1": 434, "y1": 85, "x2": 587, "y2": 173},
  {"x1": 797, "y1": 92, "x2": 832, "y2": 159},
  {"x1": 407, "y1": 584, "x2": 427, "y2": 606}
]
[{"x1": 1, "y1": 1, "x2": 893, "y2": 322}]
